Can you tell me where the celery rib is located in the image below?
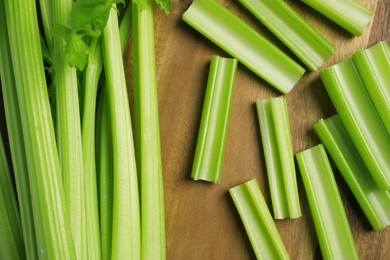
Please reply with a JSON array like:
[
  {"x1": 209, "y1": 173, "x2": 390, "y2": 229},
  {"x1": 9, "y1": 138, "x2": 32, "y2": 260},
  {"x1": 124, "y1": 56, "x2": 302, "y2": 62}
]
[
  {"x1": 315, "y1": 115, "x2": 390, "y2": 231},
  {"x1": 229, "y1": 179, "x2": 290, "y2": 260},
  {"x1": 256, "y1": 97, "x2": 301, "y2": 219},
  {"x1": 191, "y1": 56, "x2": 237, "y2": 183},
  {"x1": 353, "y1": 41, "x2": 390, "y2": 135},
  {"x1": 182, "y1": 0, "x2": 305, "y2": 94},
  {"x1": 102, "y1": 7, "x2": 140, "y2": 259},
  {"x1": 119, "y1": 5, "x2": 133, "y2": 53},
  {"x1": 301, "y1": 0, "x2": 372, "y2": 36},
  {"x1": 132, "y1": 2, "x2": 166, "y2": 258},
  {"x1": 238, "y1": 0, "x2": 335, "y2": 71},
  {"x1": 296, "y1": 144, "x2": 359, "y2": 260},
  {"x1": 320, "y1": 60, "x2": 390, "y2": 190}
]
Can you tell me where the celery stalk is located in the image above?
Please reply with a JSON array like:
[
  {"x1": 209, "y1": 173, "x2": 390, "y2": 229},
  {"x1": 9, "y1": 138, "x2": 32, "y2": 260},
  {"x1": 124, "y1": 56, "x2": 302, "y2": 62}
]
[
  {"x1": 4, "y1": 0, "x2": 75, "y2": 258},
  {"x1": 296, "y1": 144, "x2": 359, "y2": 260},
  {"x1": 353, "y1": 41, "x2": 390, "y2": 135},
  {"x1": 256, "y1": 97, "x2": 301, "y2": 219},
  {"x1": 315, "y1": 115, "x2": 390, "y2": 231},
  {"x1": 300, "y1": 0, "x2": 372, "y2": 36},
  {"x1": 119, "y1": 5, "x2": 132, "y2": 52},
  {"x1": 238, "y1": 0, "x2": 335, "y2": 71},
  {"x1": 0, "y1": 3, "x2": 38, "y2": 258},
  {"x1": 132, "y1": 2, "x2": 166, "y2": 258},
  {"x1": 182, "y1": 0, "x2": 305, "y2": 94},
  {"x1": 320, "y1": 60, "x2": 390, "y2": 190},
  {"x1": 191, "y1": 56, "x2": 237, "y2": 183},
  {"x1": 0, "y1": 134, "x2": 25, "y2": 260},
  {"x1": 229, "y1": 179, "x2": 290, "y2": 260},
  {"x1": 102, "y1": 7, "x2": 140, "y2": 259}
]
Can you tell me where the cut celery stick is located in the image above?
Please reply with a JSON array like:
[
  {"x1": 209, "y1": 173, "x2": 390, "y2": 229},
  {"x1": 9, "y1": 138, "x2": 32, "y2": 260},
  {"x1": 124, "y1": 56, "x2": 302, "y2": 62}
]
[
  {"x1": 301, "y1": 0, "x2": 372, "y2": 36},
  {"x1": 320, "y1": 60, "x2": 390, "y2": 190},
  {"x1": 191, "y1": 56, "x2": 237, "y2": 183},
  {"x1": 132, "y1": 2, "x2": 166, "y2": 258},
  {"x1": 296, "y1": 144, "x2": 359, "y2": 260},
  {"x1": 0, "y1": 134, "x2": 25, "y2": 260},
  {"x1": 256, "y1": 97, "x2": 301, "y2": 219},
  {"x1": 229, "y1": 179, "x2": 290, "y2": 260},
  {"x1": 238, "y1": 0, "x2": 335, "y2": 71},
  {"x1": 315, "y1": 115, "x2": 390, "y2": 231},
  {"x1": 353, "y1": 41, "x2": 390, "y2": 135},
  {"x1": 182, "y1": 0, "x2": 305, "y2": 94}
]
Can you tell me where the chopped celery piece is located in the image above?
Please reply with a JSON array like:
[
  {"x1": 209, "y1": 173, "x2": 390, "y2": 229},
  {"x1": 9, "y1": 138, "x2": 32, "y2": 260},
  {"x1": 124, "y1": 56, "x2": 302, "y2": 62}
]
[
  {"x1": 4, "y1": 0, "x2": 75, "y2": 258},
  {"x1": 315, "y1": 115, "x2": 390, "y2": 231},
  {"x1": 229, "y1": 179, "x2": 290, "y2": 260},
  {"x1": 238, "y1": 0, "x2": 335, "y2": 71},
  {"x1": 301, "y1": 0, "x2": 372, "y2": 36},
  {"x1": 256, "y1": 97, "x2": 301, "y2": 219},
  {"x1": 0, "y1": 3, "x2": 38, "y2": 257},
  {"x1": 102, "y1": 7, "x2": 140, "y2": 259},
  {"x1": 296, "y1": 144, "x2": 359, "y2": 260},
  {"x1": 132, "y1": 2, "x2": 166, "y2": 258},
  {"x1": 182, "y1": 0, "x2": 305, "y2": 94},
  {"x1": 320, "y1": 60, "x2": 390, "y2": 190},
  {"x1": 191, "y1": 56, "x2": 237, "y2": 183},
  {"x1": 353, "y1": 41, "x2": 390, "y2": 135},
  {"x1": 0, "y1": 134, "x2": 25, "y2": 260}
]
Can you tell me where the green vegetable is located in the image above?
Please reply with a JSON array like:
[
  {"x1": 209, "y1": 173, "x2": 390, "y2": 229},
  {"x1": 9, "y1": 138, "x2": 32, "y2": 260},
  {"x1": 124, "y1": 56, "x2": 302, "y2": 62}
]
[
  {"x1": 296, "y1": 144, "x2": 359, "y2": 260},
  {"x1": 0, "y1": 133, "x2": 25, "y2": 260},
  {"x1": 315, "y1": 115, "x2": 390, "y2": 231},
  {"x1": 182, "y1": 0, "x2": 305, "y2": 94},
  {"x1": 301, "y1": 0, "x2": 372, "y2": 36},
  {"x1": 238, "y1": 0, "x2": 335, "y2": 71},
  {"x1": 119, "y1": 5, "x2": 133, "y2": 52},
  {"x1": 191, "y1": 56, "x2": 237, "y2": 183},
  {"x1": 256, "y1": 97, "x2": 301, "y2": 219},
  {"x1": 229, "y1": 179, "x2": 290, "y2": 260},
  {"x1": 320, "y1": 60, "x2": 390, "y2": 190},
  {"x1": 353, "y1": 41, "x2": 390, "y2": 134},
  {"x1": 102, "y1": 6, "x2": 140, "y2": 259},
  {"x1": 4, "y1": 0, "x2": 75, "y2": 257}
]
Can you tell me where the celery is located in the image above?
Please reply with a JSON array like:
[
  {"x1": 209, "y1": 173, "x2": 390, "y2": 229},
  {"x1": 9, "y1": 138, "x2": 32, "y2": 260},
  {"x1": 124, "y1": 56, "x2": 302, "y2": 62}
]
[
  {"x1": 182, "y1": 0, "x2": 305, "y2": 94},
  {"x1": 132, "y1": 1, "x2": 166, "y2": 257},
  {"x1": 320, "y1": 60, "x2": 390, "y2": 190},
  {"x1": 256, "y1": 97, "x2": 301, "y2": 219},
  {"x1": 229, "y1": 179, "x2": 290, "y2": 260},
  {"x1": 238, "y1": 0, "x2": 335, "y2": 71},
  {"x1": 191, "y1": 56, "x2": 237, "y2": 183},
  {"x1": 4, "y1": 0, "x2": 75, "y2": 258},
  {"x1": 102, "y1": 7, "x2": 140, "y2": 259},
  {"x1": 119, "y1": 5, "x2": 133, "y2": 52},
  {"x1": 0, "y1": 134, "x2": 25, "y2": 260},
  {"x1": 315, "y1": 115, "x2": 390, "y2": 231},
  {"x1": 296, "y1": 144, "x2": 359, "y2": 260},
  {"x1": 301, "y1": 0, "x2": 372, "y2": 36},
  {"x1": 353, "y1": 41, "x2": 390, "y2": 135},
  {"x1": 0, "y1": 3, "x2": 38, "y2": 258}
]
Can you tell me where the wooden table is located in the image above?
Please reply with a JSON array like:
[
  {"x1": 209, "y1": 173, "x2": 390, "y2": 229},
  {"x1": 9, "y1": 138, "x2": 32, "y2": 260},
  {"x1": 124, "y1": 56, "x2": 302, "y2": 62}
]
[{"x1": 145, "y1": 0, "x2": 390, "y2": 259}]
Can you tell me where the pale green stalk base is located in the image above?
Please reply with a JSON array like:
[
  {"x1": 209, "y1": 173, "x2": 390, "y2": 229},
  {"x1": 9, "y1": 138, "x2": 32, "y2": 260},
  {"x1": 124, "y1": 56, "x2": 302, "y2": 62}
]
[
  {"x1": 239, "y1": 0, "x2": 335, "y2": 71},
  {"x1": 353, "y1": 41, "x2": 390, "y2": 135},
  {"x1": 301, "y1": 0, "x2": 372, "y2": 36},
  {"x1": 315, "y1": 115, "x2": 390, "y2": 231},
  {"x1": 256, "y1": 97, "x2": 301, "y2": 219},
  {"x1": 132, "y1": 2, "x2": 166, "y2": 258},
  {"x1": 191, "y1": 56, "x2": 237, "y2": 183},
  {"x1": 0, "y1": 134, "x2": 25, "y2": 260},
  {"x1": 320, "y1": 60, "x2": 390, "y2": 190},
  {"x1": 296, "y1": 145, "x2": 359, "y2": 260},
  {"x1": 102, "y1": 7, "x2": 140, "y2": 259},
  {"x1": 182, "y1": 0, "x2": 305, "y2": 94},
  {"x1": 229, "y1": 179, "x2": 290, "y2": 260},
  {"x1": 4, "y1": 0, "x2": 75, "y2": 258}
]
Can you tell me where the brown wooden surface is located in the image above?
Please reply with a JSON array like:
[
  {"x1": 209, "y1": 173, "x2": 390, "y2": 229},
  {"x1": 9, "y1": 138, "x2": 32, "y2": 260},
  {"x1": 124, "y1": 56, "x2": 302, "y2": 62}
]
[{"x1": 139, "y1": 0, "x2": 390, "y2": 259}]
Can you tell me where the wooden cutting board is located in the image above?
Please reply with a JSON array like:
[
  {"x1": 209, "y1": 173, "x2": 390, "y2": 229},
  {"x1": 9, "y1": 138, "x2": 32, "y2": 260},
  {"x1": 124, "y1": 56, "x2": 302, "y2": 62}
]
[{"x1": 137, "y1": 0, "x2": 389, "y2": 259}]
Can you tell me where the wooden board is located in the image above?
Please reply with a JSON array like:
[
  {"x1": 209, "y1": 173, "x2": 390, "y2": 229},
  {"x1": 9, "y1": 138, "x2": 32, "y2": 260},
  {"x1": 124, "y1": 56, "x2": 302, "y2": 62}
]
[{"x1": 142, "y1": 0, "x2": 390, "y2": 259}]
